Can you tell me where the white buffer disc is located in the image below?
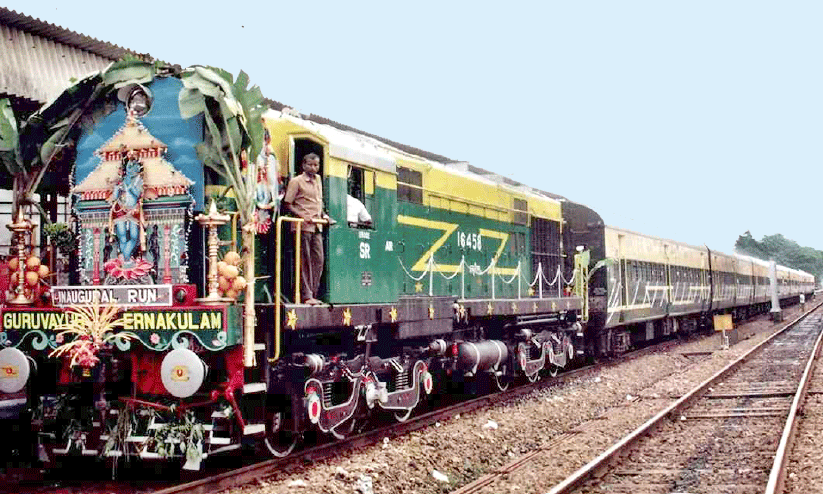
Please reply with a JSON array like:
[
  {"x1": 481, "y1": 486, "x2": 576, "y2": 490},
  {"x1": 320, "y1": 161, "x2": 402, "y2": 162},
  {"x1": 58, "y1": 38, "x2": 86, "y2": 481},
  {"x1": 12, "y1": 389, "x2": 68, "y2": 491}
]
[
  {"x1": 161, "y1": 348, "x2": 206, "y2": 398},
  {"x1": 0, "y1": 347, "x2": 30, "y2": 393}
]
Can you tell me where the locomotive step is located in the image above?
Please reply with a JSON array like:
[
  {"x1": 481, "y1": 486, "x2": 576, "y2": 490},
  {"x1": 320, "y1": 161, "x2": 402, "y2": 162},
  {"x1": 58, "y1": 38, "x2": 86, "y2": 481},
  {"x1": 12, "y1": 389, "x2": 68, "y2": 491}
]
[
  {"x1": 243, "y1": 382, "x2": 267, "y2": 394},
  {"x1": 208, "y1": 436, "x2": 231, "y2": 445},
  {"x1": 243, "y1": 424, "x2": 265, "y2": 435}
]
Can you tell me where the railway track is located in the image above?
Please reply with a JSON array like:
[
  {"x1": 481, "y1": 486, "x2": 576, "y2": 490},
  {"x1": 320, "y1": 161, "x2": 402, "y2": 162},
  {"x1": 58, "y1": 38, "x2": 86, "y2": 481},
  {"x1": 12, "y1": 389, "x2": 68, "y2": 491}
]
[
  {"x1": 536, "y1": 302, "x2": 823, "y2": 494},
  {"x1": 782, "y1": 321, "x2": 823, "y2": 494},
  {"x1": 144, "y1": 328, "x2": 707, "y2": 494},
  {"x1": 6, "y1": 312, "x2": 774, "y2": 494}
]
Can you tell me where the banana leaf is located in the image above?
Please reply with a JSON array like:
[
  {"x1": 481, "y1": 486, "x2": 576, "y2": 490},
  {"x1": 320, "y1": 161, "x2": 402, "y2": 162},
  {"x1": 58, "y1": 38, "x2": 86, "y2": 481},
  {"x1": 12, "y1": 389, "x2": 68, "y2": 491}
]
[
  {"x1": 588, "y1": 258, "x2": 615, "y2": 280},
  {"x1": 0, "y1": 99, "x2": 23, "y2": 176},
  {"x1": 232, "y1": 71, "x2": 265, "y2": 160},
  {"x1": 102, "y1": 60, "x2": 154, "y2": 88},
  {"x1": 29, "y1": 73, "x2": 102, "y2": 142},
  {"x1": 178, "y1": 87, "x2": 206, "y2": 120}
]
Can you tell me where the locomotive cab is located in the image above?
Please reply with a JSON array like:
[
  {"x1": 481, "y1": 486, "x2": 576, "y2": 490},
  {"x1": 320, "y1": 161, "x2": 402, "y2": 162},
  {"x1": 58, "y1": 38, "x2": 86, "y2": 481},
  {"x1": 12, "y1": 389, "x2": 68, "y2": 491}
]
[{"x1": 266, "y1": 117, "x2": 400, "y2": 305}]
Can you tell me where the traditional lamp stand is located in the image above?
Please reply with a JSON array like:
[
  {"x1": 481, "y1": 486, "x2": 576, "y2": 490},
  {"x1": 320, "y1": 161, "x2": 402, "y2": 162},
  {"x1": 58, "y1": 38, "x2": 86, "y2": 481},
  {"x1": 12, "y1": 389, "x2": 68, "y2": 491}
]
[
  {"x1": 6, "y1": 210, "x2": 34, "y2": 305},
  {"x1": 195, "y1": 200, "x2": 232, "y2": 305}
]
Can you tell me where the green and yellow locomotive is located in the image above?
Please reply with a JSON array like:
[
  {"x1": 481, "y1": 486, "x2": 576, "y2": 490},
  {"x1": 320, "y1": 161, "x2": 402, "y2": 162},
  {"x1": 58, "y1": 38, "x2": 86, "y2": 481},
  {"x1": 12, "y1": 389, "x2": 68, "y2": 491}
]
[
  {"x1": 0, "y1": 62, "x2": 588, "y2": 467},
  {"x1": 0, "y1": 60, "x2": 813, "y2": 470}
]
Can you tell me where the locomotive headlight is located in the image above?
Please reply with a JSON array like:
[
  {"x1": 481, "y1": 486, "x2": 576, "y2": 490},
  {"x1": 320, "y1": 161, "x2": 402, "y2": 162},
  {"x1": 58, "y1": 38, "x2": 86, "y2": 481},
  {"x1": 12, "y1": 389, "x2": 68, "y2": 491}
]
[
  {"x1": 0, "y1": 348, "x2": 30, "y2": 393},
  {"x1": 161, "y1": 348, "x2": 208, "y2": 398}
]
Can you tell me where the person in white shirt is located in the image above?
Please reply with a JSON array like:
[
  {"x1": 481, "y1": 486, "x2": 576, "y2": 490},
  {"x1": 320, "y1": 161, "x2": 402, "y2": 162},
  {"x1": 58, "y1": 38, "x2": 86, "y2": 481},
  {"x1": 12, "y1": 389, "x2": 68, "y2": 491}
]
[{"x1": 346, "y1": 194, "x2": 372, "y2": 226}]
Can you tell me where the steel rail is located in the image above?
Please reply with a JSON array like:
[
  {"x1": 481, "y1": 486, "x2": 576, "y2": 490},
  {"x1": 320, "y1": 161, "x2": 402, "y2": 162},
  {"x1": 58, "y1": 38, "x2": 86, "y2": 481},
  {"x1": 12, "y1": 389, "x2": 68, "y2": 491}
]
[
  {"x1": 149, "y1": 332, "x2": 694, "y2": 494},
  {"x1": 765, "y1": 306, "x2": 823, "y2": 494},
  {"x1": 545, "y1": 299, "x2": 823, "y2": 494},
  {"x1": 149, "y1": 364, "x2": 593, "y2": 494}
]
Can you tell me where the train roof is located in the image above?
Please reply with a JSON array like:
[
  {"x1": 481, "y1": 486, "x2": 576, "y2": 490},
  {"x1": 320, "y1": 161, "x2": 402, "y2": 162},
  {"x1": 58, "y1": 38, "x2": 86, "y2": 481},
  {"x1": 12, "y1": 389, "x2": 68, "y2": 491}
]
[
  {"x1": 265, "y1": 108, "x2": 565, "y2": 208},
  {"x1": 606, "y1": 225, "x2": 814, "y2": 278},
  {"x1": 605, "y1": 225, "x2": 709, "y2": 253}
]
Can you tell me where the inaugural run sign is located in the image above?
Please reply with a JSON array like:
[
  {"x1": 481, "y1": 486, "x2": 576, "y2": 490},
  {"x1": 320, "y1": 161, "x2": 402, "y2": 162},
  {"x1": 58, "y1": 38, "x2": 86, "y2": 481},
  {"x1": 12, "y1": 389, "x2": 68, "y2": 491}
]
[{"x1": 51, "y1": 285, "x2": 173, "y2": 307}]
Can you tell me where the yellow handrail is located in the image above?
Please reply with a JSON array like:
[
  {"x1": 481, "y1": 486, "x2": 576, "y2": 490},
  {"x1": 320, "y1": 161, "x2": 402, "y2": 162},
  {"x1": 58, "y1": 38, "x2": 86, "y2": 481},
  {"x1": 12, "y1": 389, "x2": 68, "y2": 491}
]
[{"x1": 270, "y1": 216, "x2": 328, "y2": 364}]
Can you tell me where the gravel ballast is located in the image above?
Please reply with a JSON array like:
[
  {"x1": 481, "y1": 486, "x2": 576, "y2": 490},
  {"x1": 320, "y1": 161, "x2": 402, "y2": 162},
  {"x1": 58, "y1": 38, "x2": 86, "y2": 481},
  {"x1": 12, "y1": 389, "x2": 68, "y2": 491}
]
[{"x1": 226, "y1": 304, "x2": 807, "y2": 494}]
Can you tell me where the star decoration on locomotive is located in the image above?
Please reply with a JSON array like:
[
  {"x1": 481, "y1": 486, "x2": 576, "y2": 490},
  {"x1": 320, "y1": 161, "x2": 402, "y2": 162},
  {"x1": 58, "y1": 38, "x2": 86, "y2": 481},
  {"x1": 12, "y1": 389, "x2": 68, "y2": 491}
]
[
  {"x1": 428, "y1": 304, "x2": 435, "y2": 320},
  {"x1": 286, "y1": 310, "x2": 298, "y2": 330},
  {"x1": 487, "y1": 302, "x2": 494, "y2": 315},
  {"x1": 415, "y1": 282, "x2": 424, "y2": 293},
  {"x1": 389, "y1": 307, "x2": 398, "y2": 323},
  {"x1": 528, "y1": 287, "x2": 535, "y2": 296},
  {"x1": 342, "y1": 308, "x2": 352, "y2": 326},
  {"x1": 533, "y1": 302, "x2": 539, "y2": 312},
  {"x1": 511, "y1": 302, "x2": 518, "y2": 314},
  {"x1": 457, "y1": 304, "x2": 467, "y2": 322}
]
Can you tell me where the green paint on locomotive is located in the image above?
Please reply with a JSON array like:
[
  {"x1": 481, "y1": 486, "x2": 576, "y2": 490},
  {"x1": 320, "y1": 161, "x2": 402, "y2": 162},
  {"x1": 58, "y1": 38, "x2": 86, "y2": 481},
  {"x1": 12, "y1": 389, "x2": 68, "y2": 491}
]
[
  {"x1": 324, "y1": 174, "x2": 400, "y2": 304},
  {"x1": 394, "y1": 201, "x2": 531, "y2": 299}
]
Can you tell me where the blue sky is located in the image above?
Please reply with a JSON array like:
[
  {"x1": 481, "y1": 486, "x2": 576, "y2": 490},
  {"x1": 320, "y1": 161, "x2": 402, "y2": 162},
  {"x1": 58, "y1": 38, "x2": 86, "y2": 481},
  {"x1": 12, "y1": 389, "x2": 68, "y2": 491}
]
[{"x1": 5, "y1": 1, "x2": 822, "y2": 253}]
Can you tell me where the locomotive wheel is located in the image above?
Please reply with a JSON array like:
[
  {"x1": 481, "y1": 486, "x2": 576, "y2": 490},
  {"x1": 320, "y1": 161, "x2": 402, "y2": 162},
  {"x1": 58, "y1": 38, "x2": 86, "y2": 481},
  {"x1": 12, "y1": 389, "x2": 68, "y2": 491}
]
[
  {"x1": 493, "y1": 372, "x2": 510, "y2": 392},
  {"x1": 263, "y1": 409, "x2": 299, "y2": 458},
  {"x1": 330, "y1": 416, "x2": 362, "y2": 440},
  {"x1": 526, "y1": 372, "x2": 540, "y2": 383},
  {"x1": 393, "y1": 408, "x2": 413, "y2": 422},
  {"x1": 548, "y1": 365, "x2": 560, "y2": 377}
]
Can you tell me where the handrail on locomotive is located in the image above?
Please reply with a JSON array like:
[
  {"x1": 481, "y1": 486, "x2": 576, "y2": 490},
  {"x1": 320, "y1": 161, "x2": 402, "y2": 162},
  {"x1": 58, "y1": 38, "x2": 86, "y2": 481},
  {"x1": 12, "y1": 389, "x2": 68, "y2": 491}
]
[{"x1": 272, "y1": 215, "x2": 330, "y2": 363}]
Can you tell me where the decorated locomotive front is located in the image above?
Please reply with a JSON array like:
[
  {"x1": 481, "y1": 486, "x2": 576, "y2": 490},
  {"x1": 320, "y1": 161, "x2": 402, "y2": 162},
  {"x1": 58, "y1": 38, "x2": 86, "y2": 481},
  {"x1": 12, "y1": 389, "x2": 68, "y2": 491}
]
[{"x1": 0, "y1": 65, "x2": 267, "y2": 469}]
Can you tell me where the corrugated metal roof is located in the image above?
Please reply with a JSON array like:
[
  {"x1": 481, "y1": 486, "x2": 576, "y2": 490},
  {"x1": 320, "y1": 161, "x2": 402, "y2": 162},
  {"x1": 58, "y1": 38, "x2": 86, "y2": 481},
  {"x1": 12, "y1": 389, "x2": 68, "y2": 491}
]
[
  {"x1": 0, "y1": 23, "x2": 112, "y2": 103},
  {"x1": 0, "y1": 7, "x2": 147, "y2": 104},
  {"x1": 0, "y1": 7, "x2": 141, "y2": 61}
]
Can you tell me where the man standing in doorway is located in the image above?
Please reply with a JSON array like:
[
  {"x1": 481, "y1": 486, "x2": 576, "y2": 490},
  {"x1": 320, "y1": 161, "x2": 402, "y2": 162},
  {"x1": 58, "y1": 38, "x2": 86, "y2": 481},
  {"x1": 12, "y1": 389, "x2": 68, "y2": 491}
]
[{"x1": 284, "y1": 153, "x2": 326, "y2": 305}]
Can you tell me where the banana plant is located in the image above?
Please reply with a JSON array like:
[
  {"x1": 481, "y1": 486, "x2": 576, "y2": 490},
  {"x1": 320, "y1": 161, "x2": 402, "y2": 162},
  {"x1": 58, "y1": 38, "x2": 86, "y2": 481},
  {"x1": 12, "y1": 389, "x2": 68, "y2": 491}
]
[{"x1": 178, "y1": 65, "x2": 266, "y2": 367}]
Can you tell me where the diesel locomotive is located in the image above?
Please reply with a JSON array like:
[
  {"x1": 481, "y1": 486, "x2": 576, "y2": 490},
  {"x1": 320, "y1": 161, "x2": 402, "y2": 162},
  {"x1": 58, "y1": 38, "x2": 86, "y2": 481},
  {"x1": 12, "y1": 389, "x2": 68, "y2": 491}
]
[{"x1": 0, "y1": 61, "x2": 814, "y2": 468}]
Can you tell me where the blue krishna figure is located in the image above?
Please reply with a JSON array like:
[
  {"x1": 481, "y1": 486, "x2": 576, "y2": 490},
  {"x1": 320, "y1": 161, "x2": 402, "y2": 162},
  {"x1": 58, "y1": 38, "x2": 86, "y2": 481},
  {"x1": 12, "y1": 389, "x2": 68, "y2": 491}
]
[
  {"x1": 111, "y1": 146, "x2": 145, "y2": 261},
  {"x1": 104, "y1": 145, "x2": 153, "y2": 282}
]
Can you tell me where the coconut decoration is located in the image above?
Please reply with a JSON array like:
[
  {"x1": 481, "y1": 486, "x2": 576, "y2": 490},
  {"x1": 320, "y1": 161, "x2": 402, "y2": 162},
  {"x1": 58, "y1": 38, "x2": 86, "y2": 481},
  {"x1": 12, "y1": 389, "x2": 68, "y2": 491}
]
[
  {"x1": 7, "y1": 255, "x2": 49, "y2": 300},
  {"x1": 217, "y1": 251, "x2": 245, "y2": 300}
]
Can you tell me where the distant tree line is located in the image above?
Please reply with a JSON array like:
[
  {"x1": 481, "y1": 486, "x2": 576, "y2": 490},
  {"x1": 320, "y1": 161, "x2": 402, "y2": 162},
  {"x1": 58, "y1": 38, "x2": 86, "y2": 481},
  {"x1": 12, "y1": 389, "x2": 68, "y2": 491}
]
[{"x1": 735, "y1": 231, "x2": 822, "y2": 283}]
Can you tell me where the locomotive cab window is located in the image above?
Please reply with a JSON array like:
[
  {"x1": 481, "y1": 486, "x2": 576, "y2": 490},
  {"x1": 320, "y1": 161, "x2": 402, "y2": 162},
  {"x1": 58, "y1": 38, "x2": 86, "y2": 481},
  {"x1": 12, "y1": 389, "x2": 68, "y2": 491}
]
[
  {"x1": 397, "y1": 166, "x2": 422, "y2": 204},
  {"x1": 347, "y1": 165, "x2": 374, "y2": 229}
]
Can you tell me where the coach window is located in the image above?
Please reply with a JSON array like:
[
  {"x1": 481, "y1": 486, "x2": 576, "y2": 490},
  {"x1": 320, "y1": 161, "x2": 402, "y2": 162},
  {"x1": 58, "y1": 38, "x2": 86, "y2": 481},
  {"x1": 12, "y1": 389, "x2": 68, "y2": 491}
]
[
  {"x1": 347, "y1": 165, "x2": 375, "y2": 229},
  {"x1": 397, "y1": 166, "x2": 423, "y2": 204}
]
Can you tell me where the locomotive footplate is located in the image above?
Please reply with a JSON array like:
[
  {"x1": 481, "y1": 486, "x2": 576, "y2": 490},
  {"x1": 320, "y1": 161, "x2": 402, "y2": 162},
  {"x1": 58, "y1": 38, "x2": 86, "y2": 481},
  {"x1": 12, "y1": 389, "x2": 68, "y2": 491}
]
[
  {"x1": 283, "y1": 297, "x2": 454, "y2": 337},
  {"x1": 458, "y1": 296, "x2": 583, "y2": 320}
]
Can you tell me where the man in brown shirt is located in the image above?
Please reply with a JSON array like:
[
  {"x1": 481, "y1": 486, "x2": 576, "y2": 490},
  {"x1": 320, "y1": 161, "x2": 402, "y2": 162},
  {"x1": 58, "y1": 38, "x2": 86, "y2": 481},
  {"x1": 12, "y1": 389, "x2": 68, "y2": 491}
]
[{"x1": 284, "y1": 153, "x2": 325, "y2": 305}]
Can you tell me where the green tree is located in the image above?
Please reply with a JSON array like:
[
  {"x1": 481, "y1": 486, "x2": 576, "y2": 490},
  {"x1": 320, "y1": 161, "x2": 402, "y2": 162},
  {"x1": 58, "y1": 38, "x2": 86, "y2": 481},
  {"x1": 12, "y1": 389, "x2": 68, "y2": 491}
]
[{"x1": 735, "y1": 231, "x2": 822, "y2": 282}]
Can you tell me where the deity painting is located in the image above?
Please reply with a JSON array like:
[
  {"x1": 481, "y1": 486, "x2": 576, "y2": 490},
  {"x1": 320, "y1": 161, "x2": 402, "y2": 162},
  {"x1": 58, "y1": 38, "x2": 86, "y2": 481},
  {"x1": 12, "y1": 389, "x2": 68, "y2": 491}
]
[{"x1": 73, "y1": 86, "x2": 194, "y2": 286}]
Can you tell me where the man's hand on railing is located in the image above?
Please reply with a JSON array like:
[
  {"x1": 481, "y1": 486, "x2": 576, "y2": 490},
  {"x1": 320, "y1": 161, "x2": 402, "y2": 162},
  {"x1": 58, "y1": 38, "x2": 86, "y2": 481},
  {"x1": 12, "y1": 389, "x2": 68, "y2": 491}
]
[{"x1": 319, "y1": 212, "x2": 337, "y2": 226}]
